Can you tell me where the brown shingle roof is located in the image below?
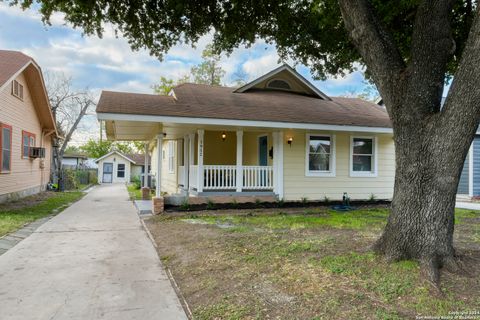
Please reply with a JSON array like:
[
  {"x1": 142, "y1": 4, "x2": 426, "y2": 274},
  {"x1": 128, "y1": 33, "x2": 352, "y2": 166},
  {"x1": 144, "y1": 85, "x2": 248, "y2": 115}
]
[
  {"x1": 0, "y1": 50, "x2": 33, "y2": 87},
  {"x1": 126, "y1": 153, "x2": 146, "y2": 165},
  {"x1": 97, "y1": 83, "x2": 391, "y2": 128}
]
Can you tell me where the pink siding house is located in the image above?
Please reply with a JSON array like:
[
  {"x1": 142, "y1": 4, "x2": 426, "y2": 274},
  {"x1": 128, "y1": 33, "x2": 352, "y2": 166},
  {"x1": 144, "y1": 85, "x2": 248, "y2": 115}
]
[{"x1": 0, "y1": 50, "x2": 57, "y2": 202}]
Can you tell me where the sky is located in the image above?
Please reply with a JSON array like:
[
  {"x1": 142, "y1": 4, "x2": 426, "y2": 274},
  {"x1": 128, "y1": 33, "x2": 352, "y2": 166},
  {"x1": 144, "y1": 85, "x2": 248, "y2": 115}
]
[{"x1": 0, "y1": 3, "x2": 370, "y2": 145}]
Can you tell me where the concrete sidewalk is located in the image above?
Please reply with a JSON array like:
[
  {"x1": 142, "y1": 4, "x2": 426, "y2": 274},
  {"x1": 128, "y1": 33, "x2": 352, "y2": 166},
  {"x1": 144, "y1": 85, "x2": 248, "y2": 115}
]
[{"x1": 0, "y1": 184, "x2": 187, "y2": 320}]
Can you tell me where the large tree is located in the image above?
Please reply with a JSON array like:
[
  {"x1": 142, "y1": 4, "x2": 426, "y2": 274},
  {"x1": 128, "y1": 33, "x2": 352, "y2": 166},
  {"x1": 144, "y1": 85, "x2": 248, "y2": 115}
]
[{"x1": 16, "y1": 0, "x2": 480, "y2": 283}]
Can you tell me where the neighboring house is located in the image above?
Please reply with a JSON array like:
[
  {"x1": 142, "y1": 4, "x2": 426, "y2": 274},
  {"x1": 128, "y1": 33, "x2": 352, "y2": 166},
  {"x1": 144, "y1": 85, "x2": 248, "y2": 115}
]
[
  {"x1": 96, "y1": 64, "x2": 394, "y2": 201},
  {"x1": 95, "y1": 150, "x2": 136, "y2": 183},
  {"x1": 126, "y1": 153, "x2": 151, "y2": 182},
  {"x1": 62, "y1": 153, "x2": 88, "y2": 169},
  {"x1": 0, "y1": 50, "x2": 57, "y2": 203}
]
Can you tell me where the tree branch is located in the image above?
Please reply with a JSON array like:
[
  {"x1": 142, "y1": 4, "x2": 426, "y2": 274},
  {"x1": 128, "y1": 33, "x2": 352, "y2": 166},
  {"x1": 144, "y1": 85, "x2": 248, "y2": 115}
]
[
  {"x1": 406, "y1": 0, "x2": 455, "y2": 115},
  {"x1": 441, "y1": 6, "x2": 480, "y2": 151},
  {"x1": 337, "y1": 0, "x2": 406, "y2": 113}
]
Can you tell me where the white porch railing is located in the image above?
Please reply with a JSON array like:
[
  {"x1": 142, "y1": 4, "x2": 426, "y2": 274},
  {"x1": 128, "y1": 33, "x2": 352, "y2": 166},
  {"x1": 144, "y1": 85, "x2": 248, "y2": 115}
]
[
  {"x1": 185, "y1": 165, "x2": 273, "y2": 191},
  {"x1": 203, "y1": 165, "x2": 237, "y2": 190},
  {"x1": 178, "y1": 166, "x2": 185, "y2": 187},
  {"x1": 189, "y1": 165, "x2": 198, "y2": 189},
  {"x1": 242, "y1": 166, "x2": 274, "y2": 190}
]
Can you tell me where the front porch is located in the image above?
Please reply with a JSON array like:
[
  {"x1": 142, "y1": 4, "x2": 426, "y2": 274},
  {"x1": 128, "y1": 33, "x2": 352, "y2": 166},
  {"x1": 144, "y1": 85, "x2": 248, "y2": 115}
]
[{"x1": 175, "y1": 129, "x2": 284, "y2": 198}]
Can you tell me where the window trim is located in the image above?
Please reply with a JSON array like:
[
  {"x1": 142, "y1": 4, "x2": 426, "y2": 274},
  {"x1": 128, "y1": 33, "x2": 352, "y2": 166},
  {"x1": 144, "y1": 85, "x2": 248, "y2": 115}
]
[
  {"x1": 266, "y1": 78, "x2": 292, "y2": 91},
  {"x1": 22, "y1": 130, "x2": 36, "y2": 159},
  {"x1": 349, "y1": 136, "x2": 378, "y2": 177},
  {"x1": 0, "y1": 123, "x2": 13, "y2": 173},
  {"x1": 117, "y1": 163, "x2": 126, "y2": 178},
  {"x1": 12, "y1": 80, "x2": 24, "y2": 100},
  {"x1": 305, "y1": 133, "x2": 336, "y2": 177},
  {"x1": 168, "y1": 141, "x2": 175, "y2": 174}
]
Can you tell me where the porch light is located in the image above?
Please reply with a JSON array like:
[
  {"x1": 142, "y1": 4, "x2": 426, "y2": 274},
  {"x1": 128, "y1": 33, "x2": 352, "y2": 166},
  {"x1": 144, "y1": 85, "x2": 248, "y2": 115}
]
[
  {"x1": 287, "y1": 137, "x2": 293, "y2": 146},
  {"x1": 221, "y1": 132, "x2": 227, "y2": 141}
]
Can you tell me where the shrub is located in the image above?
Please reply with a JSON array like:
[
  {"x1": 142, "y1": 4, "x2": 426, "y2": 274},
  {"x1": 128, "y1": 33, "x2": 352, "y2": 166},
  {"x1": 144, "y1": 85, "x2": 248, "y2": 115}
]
[
  {"x1": 62, "y1": 169, "x2": 78, "y2": 190},
  {"x1": 323, "y1": 195, "x2": 330, "y2": 204},
  {"x1": 206, "y1": 199, "x2": 215, "y2": 210},
  {"x1": 369, "y1": 193, "x2": 377, "y2": 202},
  {"x1": 301, "y1": 197, "x2": 308, "y2": 204},
  {"x1": 277, "y1": 198, "x2": 285, "y2": 207},
  {"x1": 230, "y1": 198, "x2": 239, "y2": 208},
  {"x1": 131, "y1": 175, "x2": 141, "y2": 189},
  {"x1": 180, "y1": 199, "x2": 190, "y2": 211}
]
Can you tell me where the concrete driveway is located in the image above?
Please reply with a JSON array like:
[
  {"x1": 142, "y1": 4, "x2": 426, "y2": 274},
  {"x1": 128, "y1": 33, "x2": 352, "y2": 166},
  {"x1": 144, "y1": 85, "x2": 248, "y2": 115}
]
[{"x1": 0, "y1": 184, "x2": 187, "y2": 320}]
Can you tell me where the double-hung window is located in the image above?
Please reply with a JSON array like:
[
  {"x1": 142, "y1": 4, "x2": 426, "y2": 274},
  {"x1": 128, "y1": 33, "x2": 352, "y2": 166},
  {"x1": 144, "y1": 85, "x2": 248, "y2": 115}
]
[
  {"x1": 1, "y1": 123, "x2": 12, "y2": 172},
  {"x1": 117, "y1": 163, "x2": 125, "y2": 178},
  {"x1": 22, "y1": 131, "x2": 35, "y2": 158},
  {"x1": 306, "y1": 134, "x2": 335, "y2": 177},
  {"x1": 168, "y1": 141, "x2": 175, "y2": 173},
  {"x1": 12, "y1": 80, "x2": 24, "y2": 100},
  {"x1": 350, "y1": 137, "x2": 377, "y2": 177}
]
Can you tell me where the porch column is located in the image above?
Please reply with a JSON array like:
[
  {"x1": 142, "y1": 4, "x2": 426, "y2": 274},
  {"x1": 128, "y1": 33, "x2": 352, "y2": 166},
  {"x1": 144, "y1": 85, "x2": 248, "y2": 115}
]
[
  {"x1": 197, "y1": 129, "x2": 204, "y2": 192},
  {"x1": 188, "y1": 133, "x2": 195, "y2": 192},
  {"x1": 156, "y1": 134, "x2": 163, "y2": 197},
  {"x1": 236, "y1": 130, "x2": 243, "y2": 192},
  {"x1": 272, "y1": 131, "x2": 284, "y2": 199},
  {"x1": 183, "y1": 135, "x2": 189, "y2": 191},
  {"x1": 144, "y1": 143, "x2": 149, "y2": 187}
]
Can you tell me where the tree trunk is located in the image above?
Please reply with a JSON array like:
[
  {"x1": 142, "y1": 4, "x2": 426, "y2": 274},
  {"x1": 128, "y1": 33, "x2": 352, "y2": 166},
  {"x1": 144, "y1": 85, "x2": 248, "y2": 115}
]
[{"x1": 373, "y1": 118, "x2": 472, "y2": 283}]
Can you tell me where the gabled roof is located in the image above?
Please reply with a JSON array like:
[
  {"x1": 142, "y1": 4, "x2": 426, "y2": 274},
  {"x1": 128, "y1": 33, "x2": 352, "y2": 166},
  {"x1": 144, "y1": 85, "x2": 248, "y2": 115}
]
[
  {"x1": 94, "y1": 150, "x2": 136, "y2": 164},
  {"x1": 126, "y1": 153, "x2": 147, "y2": 165},
  {"x1": 234, "y1": 64, "x2": 331, "y2": 100},
  {"x1": 0, "y1": 50, "x2": 57, "y2": 135}
]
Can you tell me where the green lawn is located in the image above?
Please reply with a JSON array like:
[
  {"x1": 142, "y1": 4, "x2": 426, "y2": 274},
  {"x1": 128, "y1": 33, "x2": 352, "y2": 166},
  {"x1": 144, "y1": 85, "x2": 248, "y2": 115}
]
[
  {"x1": 147, "y1": 206, "x2": 480, "y2": 320},
  {"x1": 0, "y1": 191, "x2": 84, "y2": 237}
]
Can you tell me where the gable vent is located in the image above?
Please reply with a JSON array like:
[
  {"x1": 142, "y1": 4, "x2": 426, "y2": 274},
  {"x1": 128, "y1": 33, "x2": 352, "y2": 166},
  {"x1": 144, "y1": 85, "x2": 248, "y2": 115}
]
[{"x1": 267, "y1": 79, "x2": 291, "y2": 90}]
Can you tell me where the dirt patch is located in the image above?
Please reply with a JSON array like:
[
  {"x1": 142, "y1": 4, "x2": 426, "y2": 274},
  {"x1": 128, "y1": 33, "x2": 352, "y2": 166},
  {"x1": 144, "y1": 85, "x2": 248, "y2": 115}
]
[
  {"x1": 146, "y1": 209, "x2": 480, "y2": 319},
  {"x1": 0, "y1": 191, "x2": 56, "y2": 211}
]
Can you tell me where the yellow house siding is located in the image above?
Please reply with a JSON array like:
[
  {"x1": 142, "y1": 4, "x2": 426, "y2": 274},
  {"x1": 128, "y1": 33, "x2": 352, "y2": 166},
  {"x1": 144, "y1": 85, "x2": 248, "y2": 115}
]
[
  {"x1": 0, "y1": 72, "x2": 53, "y2": 198},
  {"x1": 204, "y1": 130, "x2": 236, "y2": 165},
  {"x1": 283, "y1": 130, "x2": 395, "y2": 201}
]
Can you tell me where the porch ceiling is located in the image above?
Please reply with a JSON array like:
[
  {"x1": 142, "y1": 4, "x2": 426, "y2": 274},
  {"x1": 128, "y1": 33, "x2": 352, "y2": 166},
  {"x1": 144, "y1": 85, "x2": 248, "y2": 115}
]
[{"x1": 104, "y1": 119, "x2": 278, "y2": 141}]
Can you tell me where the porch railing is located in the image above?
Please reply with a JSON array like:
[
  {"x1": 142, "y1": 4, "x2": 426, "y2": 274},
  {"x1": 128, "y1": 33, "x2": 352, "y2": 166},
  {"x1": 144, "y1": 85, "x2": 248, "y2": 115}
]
[
  {"x1": 243, "y1": 166, "x2": 274, "y2": 190},
  {"x1": 184, "y1": 165, "x2": 273, "y2": 191},
  {"x1": 203, "y1": 165, "x2": 237, "y2": 190}
]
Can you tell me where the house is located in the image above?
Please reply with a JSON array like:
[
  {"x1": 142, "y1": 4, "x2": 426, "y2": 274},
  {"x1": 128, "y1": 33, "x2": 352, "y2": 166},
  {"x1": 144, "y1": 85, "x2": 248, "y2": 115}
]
[
  {"x1": 62, "y1": 153, "x2": 88, "y2": 169},
  {"x1": 0, "y1": 50, "x2": 57, "y2": 203},
  {"x1": 95, "y1": 150, "x2": 136, "y2": 184},
  {"x1": 96, "y1": 64, "x2": 394, "y2": 211}
]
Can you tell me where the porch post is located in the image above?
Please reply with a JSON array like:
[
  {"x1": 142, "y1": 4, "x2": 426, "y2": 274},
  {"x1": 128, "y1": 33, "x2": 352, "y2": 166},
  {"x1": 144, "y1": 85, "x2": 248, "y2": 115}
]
[
  {"x1": 143, "y1": 143, "x2": 149, "y2": 187},
  {"x1": 156, "y1": 134, "x2": 163, "y2": 197},
  {"x1": 272, "y1": 132, "x2": 278, "y2": 195},
  {"x1": 277, "y1": 131, "x2": 284, "y2": 199},
  {"x1": 188, "y1": 133, "x2": 195, "y2": 191},
  {"x1": 236, "y1": 130, "x2": 243, "y2": 192},
  {"x1": 197, "y1": 129, "x2": 204, "y2": 192},
  {"x1": 183, "y1": 135, "x2": 189, "y2": 191}
]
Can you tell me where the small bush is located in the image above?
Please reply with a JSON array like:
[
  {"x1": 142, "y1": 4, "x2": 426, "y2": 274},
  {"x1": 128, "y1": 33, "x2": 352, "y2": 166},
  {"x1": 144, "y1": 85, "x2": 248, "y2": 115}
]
[
  {"x1": 369, "y1": 193, "x2": 377, "y2": 202},
  {"x1": 323, "y1": 195, "x2": 330, "y2": 204},
  {"x1": 255, "y1": 198, "x2": 263, "y2": 207},
  {"x1": 277, "y1": 198, "x2": 285, "y2": 207},
  {"x1": 301, "y1": 197, "x2": 308, "y2": 204},
  {"x1": 131, "y1": 175, "x2": 141, "y2": 189},
  {"x1": 206, "y1": 199, "x2": 215, "y2": 210},
  {"x1": 230, "y1": 199, "x2": 239, "y2": 208},
  {"x1": 180, "y1": 199, "x2": 190, "y2": 211}
]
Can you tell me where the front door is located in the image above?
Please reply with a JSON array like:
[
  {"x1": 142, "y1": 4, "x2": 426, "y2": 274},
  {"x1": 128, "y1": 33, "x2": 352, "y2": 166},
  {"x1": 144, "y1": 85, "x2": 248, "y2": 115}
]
[
  {"x1": 258, "y1": 136, "x2": 268, "y2": 166},
  {"x1": 103, "y1": 162, "x2": 113, "y2": 183}
]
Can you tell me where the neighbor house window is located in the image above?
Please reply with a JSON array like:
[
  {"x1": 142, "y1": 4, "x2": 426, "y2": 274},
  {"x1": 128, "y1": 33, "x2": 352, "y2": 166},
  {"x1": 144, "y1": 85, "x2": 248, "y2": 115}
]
[
  {"x1": 12, "y1": 80, "x2": 24, "y2": 100},
  {"x1": 1, "y1": 123, "x2": 12, "y2": 172},
  {"x1": 22, "y1": 131, "x2": 35, "y2": 158},
  {"x1": 168, "y1": 141, "x2": 175, "y2": 173},
  {"x1": 306, "y1": 134, "x2": 335, "y2": 177},
  {"x1": 117, "y1": 163, "x2": 125, "y2": 178},
  {"x1": 350, "y1": 137, "x2": 377, "y2": 177}
]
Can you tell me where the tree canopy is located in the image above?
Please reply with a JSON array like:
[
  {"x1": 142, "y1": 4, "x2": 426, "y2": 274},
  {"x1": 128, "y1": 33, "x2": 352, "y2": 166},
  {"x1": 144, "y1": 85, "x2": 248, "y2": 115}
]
[
  {"x1": 14, "y1": 0, "x2": 475, "y2": 81},
  {"x1": 79, "y1": 139, "x2": 138, "y2": 159}
]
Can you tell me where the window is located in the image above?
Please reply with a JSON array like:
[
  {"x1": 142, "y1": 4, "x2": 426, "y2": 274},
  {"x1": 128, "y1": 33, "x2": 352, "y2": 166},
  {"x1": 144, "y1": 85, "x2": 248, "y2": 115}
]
[
  {"x1": 22, "y1": 131, "x2": 35, "y2": 158},
  {"x1": 12, "y1": 80, "x2": 24, "y2": 100},
  {"x1": 168, "y1": 141, "x2": 175, "y2": 173},
  {"x1": 117, "y1": 163, "x2": 125, "y2": 178},
  {"x1": 306, "y1": 134, "x2": 335, "y2": 177},
  {"x1": 267, "y1": 79, "x2": 291, "y2": 90},
  {"x1": 350, "y1": 137, "x2": 377, "y2": 177},
  {"x1": 1, "y1": 123, "x2": 12, "y2": 172}
]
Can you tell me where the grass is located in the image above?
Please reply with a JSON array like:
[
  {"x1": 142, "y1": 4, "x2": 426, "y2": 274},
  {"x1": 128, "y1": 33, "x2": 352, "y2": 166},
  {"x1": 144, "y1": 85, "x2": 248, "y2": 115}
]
[
  {"x1": 0, "y1": 191, "x2": 84, "y2": 237},
  {"x1": 147, "y1": 206, "x2": 480, "y2": 319},
  {"x1": 127, "y1": 183, "x2": 143, "y2": 200},
  {"x1": 184, "y1": 207, "x2": 390, "y2": 231}
]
